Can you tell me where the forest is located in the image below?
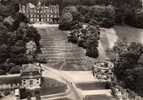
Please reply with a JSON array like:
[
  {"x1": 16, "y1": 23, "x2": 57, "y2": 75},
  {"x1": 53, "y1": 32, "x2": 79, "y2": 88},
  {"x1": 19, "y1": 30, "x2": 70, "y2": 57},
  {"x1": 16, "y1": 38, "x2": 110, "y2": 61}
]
[{"x1": 0, "y1": 0, "x2": 43, "y2": 75}]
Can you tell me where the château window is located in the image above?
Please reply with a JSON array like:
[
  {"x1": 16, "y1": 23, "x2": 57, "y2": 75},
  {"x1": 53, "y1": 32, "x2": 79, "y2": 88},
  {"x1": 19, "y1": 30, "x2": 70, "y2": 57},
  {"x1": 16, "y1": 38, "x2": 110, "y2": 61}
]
[
  {"x1": 37, "y1": 79, "x2": 40, "y2": 84},
  {"x1": 30, "y1": 80, "x2": 33, "y2": 86},
  {"x1": 23, "y1": 80, "x2": 26, "y2": 85}
]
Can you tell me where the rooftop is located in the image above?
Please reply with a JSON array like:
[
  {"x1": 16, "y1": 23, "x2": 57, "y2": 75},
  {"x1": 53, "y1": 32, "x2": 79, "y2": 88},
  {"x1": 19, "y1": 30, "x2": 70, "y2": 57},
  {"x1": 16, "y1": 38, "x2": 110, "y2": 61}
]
[
  {"x1": 22, "y1": 64, "x2": 41, "y2": 73},
  {"x1": 21, "y1": 64, "x2": 42, "y2": 79}
]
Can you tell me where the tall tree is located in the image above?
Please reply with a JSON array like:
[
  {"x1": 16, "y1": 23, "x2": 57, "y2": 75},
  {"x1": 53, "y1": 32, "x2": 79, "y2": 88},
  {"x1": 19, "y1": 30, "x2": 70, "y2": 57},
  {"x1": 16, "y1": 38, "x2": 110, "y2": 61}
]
[{"x1": 112, "y1": 0, "x2": 142, "y2": 24}]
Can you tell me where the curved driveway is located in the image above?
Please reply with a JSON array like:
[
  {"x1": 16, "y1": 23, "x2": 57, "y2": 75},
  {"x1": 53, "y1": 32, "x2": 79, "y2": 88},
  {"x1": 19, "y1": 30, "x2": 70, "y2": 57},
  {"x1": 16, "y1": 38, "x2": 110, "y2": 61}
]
[{"x1": 41, "y1": 64, "x2": 83, "y2": 100}]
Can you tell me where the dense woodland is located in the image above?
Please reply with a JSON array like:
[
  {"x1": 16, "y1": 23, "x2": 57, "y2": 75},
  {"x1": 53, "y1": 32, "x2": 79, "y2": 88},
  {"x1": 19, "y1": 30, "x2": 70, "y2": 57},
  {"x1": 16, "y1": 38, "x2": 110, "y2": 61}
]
[
  {"x1": 0, "y1": 1, "x2": 43, "y2": 75},
  {"x1": 113, "y1": 41, "x2": 143, "y2": 96}
]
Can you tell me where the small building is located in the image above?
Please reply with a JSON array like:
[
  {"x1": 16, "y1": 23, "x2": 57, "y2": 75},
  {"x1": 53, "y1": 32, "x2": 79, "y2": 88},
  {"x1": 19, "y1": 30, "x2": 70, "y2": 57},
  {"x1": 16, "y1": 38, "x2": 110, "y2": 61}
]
[{"x1": 21, "y1": 64, "x2": 42, "y2": 90}]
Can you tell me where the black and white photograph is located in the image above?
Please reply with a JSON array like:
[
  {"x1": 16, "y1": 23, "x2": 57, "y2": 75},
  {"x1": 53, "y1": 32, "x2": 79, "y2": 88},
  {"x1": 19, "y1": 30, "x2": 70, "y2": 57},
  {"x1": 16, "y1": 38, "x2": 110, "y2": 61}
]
[{"x1": 0, "y1": 0, "x2": 143, "y2": 100}]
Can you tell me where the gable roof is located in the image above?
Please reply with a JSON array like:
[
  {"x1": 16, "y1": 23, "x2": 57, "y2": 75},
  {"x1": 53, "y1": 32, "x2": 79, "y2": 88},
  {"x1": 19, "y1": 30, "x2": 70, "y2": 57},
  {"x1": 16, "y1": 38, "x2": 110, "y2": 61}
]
[
  {"x1": 22, "y1": 64, "x2": 41, "y2": 73},
  {"x1": 21, "y1": 64, "x2": 41, "y2": 79}
]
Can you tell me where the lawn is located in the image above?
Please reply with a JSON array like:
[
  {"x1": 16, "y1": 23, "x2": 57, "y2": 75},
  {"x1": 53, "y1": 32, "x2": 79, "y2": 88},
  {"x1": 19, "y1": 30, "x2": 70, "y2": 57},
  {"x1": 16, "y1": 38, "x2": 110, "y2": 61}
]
[
  {"x1": 40, "y1": 77, "x2": 67, "y2": 96},
  {"x1": 98, "y1": 25, "x2": 143, "y2": 60}
]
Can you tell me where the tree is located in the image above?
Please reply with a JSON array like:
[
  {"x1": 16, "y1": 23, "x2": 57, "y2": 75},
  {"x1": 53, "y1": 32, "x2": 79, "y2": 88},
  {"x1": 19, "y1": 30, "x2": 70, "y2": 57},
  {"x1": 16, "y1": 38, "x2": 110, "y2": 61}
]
[
  {"x1": 59, "y1": 12, "x2": 74, "y2": 30},
  {"x1": 111, "y1": 0, "x2": 142, "y2": 24},
  {"x1": 67, "y1": 24, "x2": 100, "y2": 58},
  {"x1": 0, "y1": 1, "x2": 42, "y2": 74},
  {"x1": 113, "y1": 41, "x2": 143, "y2": 96},
  {"x1": 85, "y1": 25, "x2": 100, "y2": 58}
]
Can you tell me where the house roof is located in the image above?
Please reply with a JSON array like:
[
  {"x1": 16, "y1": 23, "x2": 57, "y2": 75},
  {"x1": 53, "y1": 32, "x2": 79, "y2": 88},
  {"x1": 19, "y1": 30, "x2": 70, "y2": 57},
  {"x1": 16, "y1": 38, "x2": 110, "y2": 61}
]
[
  {"x1": 21, "y1": 64, "x2": 41, "y2": 79},
  {"x1": 22, "y1": 64, "x2": 41, "y2": 73}
]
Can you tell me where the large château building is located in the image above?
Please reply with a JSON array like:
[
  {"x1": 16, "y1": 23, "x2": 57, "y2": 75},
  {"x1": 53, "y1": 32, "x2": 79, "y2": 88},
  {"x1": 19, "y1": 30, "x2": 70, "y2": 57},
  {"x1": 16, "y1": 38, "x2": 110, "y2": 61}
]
[{"x1": 19, "y1": 2, "x2": 60, "y2": 24}]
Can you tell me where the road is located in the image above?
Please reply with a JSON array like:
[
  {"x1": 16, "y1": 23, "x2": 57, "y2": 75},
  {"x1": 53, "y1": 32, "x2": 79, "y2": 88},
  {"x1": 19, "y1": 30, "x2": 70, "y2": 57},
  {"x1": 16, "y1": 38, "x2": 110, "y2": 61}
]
[
  {"x1": 41, "y1": 64, "x2": 115, "y2": 100},
  {"x1": 41, "y1": 64, "x2": 83, "y2": 100}
]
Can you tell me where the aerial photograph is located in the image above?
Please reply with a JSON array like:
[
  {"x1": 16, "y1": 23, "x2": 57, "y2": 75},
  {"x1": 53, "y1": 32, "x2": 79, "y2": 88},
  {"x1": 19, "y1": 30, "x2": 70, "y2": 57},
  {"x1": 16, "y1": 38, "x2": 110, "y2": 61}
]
[{"x1": 0, "y1": 0, "x2": 143, "y2": 100}]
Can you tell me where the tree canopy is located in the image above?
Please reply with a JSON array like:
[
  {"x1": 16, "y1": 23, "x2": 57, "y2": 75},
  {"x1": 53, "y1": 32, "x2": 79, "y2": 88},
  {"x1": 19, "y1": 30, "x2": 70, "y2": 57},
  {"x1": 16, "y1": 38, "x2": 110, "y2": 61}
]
[
  {"x1": 113, "y1": 40, "x2": 143, "y2": 96},
  {"x1": 0, "y1": 1, "x2": 42, "y2": 74}
]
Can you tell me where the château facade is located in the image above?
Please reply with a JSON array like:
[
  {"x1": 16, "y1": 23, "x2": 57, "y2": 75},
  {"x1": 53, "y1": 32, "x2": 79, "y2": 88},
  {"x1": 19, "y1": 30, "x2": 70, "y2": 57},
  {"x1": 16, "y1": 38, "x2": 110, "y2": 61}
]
[{"x1": 19, "y1": 2, "x2": 60, "y2": 24}]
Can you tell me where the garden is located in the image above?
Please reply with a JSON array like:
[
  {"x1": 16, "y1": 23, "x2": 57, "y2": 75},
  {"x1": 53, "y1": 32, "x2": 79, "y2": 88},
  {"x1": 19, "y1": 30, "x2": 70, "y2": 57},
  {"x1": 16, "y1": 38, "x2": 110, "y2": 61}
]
[{"x1": 58, "y1": 0, "x2": 143, "y2": 99}]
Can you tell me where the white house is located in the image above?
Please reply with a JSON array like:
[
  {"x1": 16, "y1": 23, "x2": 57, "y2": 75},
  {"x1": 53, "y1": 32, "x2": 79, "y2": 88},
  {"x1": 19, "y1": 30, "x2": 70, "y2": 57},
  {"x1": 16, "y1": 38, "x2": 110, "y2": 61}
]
[{"x1": 21, "y1": 64, "x2": 42, "y2": 90}]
